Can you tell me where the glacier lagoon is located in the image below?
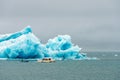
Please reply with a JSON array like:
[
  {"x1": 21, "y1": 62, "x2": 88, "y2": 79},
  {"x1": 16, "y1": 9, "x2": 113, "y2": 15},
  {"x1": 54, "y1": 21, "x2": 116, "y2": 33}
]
[{"x1": 0, "y1": 26, "x2": 87, "y2": 60}]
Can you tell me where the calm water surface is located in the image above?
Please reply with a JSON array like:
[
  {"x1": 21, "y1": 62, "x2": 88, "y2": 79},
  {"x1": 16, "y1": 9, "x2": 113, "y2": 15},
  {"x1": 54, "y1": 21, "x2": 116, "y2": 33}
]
[{"x1": 0, "y1": 52, "x2": 120, "y2": 80}]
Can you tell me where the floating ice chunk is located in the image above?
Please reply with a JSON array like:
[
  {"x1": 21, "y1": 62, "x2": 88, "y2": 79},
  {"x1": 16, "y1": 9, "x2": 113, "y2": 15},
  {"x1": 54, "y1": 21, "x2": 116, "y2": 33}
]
[
  {"x1": 46, "y1": 35, "x2": 87, "y2": 60},
  {"x1": 0, "y1": 26, "x2": 88, "y2": 60},
  {"x1": 114, "y1": 54, "x2": 118, "y2": 57}
]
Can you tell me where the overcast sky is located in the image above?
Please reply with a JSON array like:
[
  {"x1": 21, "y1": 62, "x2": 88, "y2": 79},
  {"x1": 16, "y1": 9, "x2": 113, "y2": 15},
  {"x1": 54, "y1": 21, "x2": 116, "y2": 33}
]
[{"x1": 0, "y1": 0, "x2": 120, "y2": 51}]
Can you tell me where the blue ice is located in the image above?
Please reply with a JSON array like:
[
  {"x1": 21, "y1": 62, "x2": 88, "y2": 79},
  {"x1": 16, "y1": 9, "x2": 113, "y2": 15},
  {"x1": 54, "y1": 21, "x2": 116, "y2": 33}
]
[{"x1": 0, "y1": 26, "x2": 87, "y2": 60}]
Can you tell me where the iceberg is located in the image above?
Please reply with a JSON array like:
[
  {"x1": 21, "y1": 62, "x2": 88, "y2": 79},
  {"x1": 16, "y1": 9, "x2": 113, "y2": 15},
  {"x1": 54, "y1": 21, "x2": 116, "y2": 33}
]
[
  {"x1": 0, "y1": 26, "x2": 87, "y2": 60},
  {"x1": 46, "y1": 35, "x2": 86, "y2": 60},
  {"x1": 0, "y1": 26, "x2": 42, "y2": 58}
]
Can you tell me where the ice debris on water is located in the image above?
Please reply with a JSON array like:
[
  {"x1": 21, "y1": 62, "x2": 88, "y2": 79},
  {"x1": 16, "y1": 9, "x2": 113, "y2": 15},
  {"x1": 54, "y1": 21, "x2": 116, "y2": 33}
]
[
  {"x1": 114, "y1": 54, "x2": 118, "y2": 57},
  {"x1": 0, "y1": 26, "x2": 88, "y2": 60}
]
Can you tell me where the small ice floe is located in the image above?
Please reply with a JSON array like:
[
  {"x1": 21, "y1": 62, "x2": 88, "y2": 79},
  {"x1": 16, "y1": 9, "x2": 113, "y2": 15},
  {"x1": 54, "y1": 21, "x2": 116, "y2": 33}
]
[
  {"x1": 0, "y1": 58, "x2": 8, "y2": 60},
  {"x1": 114, "y1": 54, "x2": 118, "y2": 57},
  {"x1": 86, "y1": 57, "x2": 99, "y2": 60}
]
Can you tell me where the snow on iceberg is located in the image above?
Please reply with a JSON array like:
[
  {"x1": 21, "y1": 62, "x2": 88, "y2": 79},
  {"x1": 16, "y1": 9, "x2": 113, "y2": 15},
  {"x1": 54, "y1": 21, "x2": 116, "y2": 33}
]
[
  {"x1": 0, "y1": 26, "x2": 42, "y2": 58},
  {"x1": 0, "y1": 26, "x2": 87, "y2": 60}
]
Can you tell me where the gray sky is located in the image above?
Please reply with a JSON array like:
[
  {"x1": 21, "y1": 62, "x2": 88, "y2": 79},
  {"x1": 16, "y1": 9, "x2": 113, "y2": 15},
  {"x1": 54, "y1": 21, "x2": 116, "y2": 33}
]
[{"x1": 0, "y1": 0, "x2": 120, "y2": 51}]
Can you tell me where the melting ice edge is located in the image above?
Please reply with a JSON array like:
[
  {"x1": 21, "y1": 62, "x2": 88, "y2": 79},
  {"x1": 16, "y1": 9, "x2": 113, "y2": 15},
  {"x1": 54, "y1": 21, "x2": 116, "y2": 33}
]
[{"x1": 0, "y1": 26, "x2": 90, "y2": 60}]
